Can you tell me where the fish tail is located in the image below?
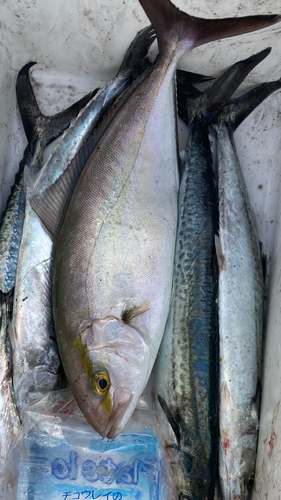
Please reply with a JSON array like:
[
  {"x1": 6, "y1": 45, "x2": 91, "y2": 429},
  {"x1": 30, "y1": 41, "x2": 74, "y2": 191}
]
[
  {"x1": 16, "y1": 62, "x2": 98, "y2": 145},
  {"x1": 177, "y1": 48, "x2": 272, "y2": 125},
  {"x1": 229, "y1": 79, "x2": 281, "y2": 130},
  {"x1": 138, "y1": 0, "x2": 281, "y2": 58},
  {"x1": 202, "y1": 48, "x2": 271, "y2": 119},
  {"x1": 176, "y1": 69, "x2": 213, "y2": 86},
  {"x1": 16, "y1": 62, "x2": 39, "y2": 141},
  {"x1": 117, "y1": 25, "x2": 156, "y2": 77},
  {"x1": 175, "y1": 70, "x2": 213, "y2": 113}
]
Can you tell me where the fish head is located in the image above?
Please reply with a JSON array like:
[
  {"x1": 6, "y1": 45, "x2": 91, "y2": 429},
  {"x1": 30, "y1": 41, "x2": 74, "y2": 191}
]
[{"x1": 71, "y1": 316, "x2": 150, "y2": 438}]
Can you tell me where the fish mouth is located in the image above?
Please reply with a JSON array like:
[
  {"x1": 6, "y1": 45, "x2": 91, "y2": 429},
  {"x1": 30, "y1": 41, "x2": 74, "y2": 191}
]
[{"x1": 98, "y1": 388, "x2": 133, "y2": 439}]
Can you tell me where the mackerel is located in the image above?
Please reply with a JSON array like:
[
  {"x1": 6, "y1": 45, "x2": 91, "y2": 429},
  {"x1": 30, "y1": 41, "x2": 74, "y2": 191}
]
[
  {"x1": 156, "y1": 98, "x2": 219, "y2": 500},
  {"x1": 31, "y1": 0, "x2": 281, "y2": 439},
  {"x1": 214, "y1": 76, "x2": 281, "y2": 500},
  {"x1": 155, "y1": 50, "x2": 269, "y2": 500}
]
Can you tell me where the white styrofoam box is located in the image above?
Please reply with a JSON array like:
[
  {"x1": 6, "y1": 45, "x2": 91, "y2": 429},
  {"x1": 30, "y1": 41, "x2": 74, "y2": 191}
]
[{"x1": 1, "y1": 1, "x2": 281, "y2": 497}]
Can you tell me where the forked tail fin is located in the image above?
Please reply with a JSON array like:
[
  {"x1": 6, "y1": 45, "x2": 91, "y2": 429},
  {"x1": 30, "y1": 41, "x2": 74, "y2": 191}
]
[
  {"x1": 227, "y1": 80, "x2": 281, "y2": 130},
  {"x1": 138, "y1": 0, "x2": 281, "y2": 58},
  {"x1": 16, "y1": 62, "x2": 98, "y2": 145},
  {"x1": 177, "y1": 47, "x2": 272, "y2": 125}
]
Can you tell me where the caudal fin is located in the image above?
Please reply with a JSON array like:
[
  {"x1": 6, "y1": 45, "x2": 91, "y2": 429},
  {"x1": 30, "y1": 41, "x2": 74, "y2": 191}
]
[
  {"x1": 16, "y1": 62, "x2": 98, "y2": 145},
  {"x1": 228, "y1": 79, "x2": 281, "y2": 130},
  {"x1": 176, "y1": 68, "x2": 213, "y2": 85},
  {"x1": 16, "y1": 62, "x2": 39, "y2": 142},
  {"x1": 138, "y1": 0, "x2": 281, "y2": 58},
  {"x1": 177, "y1": 48, "x2": 271, "y2": 124}
]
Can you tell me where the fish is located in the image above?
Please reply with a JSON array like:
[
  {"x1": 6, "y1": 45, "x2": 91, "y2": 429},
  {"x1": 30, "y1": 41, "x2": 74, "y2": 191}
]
[
  {"x1": 30, "y1": 0, "x2": 281, "y2": 440},
  {"x1": 0, "y1": 290, "x2": 21, "y2": 500},
  {"x1": 155, "y1": 47, "x2": 273, "y2": 500},
  {"x1": 0, "y1": 63, "x2": 97, "y2": 296},
  {"x1": 0, "y1": 59, "x2": 87, "y2": 486},
  {"x1": 213, "y1": 70, "x2": 281, "y2": 499},
  {"x1": 155, "y1": 84, "x2": 219, "y2": 500},
  {"x1": 11, "y1": 28, "x2": 157, "y2": 419},
  {"x1": 6, "y1": 64, "x2": 98, "y2": 418}
]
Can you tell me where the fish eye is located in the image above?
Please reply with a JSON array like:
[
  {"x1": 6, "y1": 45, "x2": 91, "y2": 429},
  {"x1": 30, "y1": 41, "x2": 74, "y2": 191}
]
[
  {"x1": 99, "y1": 378, "x2": 108, "y2": 390},
  {"x1": 90, "y1": 370, "x2": 110, "y2": 396}
]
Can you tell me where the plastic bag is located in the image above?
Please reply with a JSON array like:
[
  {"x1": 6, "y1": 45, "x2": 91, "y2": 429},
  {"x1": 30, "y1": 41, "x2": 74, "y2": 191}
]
[{"x1": 4, "y1": 388, "x2": 175, "y2": 500}]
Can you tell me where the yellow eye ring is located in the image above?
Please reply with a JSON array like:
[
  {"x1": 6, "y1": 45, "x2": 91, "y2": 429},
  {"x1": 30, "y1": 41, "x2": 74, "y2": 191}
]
[{"x1": 91, "y1": 371, "x2": 110, "y2": 396}]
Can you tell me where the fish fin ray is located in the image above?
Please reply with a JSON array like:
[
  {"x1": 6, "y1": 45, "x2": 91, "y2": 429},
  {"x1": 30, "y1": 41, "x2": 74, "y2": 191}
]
[
  {"x1": 29, "y1": 129, "x2": 95, "y2": 237},
  {"x1": 122, "y1": 302, "x2": 150, "y2": 323},
  {"x1": 138, "y1": 0, "x2": 281, "y2": 56},
  {"x1": 16, "y1": 62, "x2": 40, "y2": 142},
  {"x1": 177, "y1": 48, "x2": 271, "y2": 124},
  {"x1": 220, "y1": 381, "x2": 232, "y2": 414},
  {"x1": 202, "y1": 48, "x2": 271, "y2": 119},
  {"x1": 16, "y1": 62, "x2": 97, "y2": 144},
  {"x1": 157, "y1": 394, "x2": 181, "y2": 445},
  {"x1": 226, "y1": 79, "x2": 281, "y2": 130},
  {"x1": 176, "y1": 68, "x2": 213, "y2": 85},
  {"x1": 215, "y1": 234, "x2": 225, "y2": 271},
  {"x1": 117, "y1": 25, "x2": 156, "y2": 76},
  {"x1": 41, "y1": 88, "x2": 100, "y2": 146}
]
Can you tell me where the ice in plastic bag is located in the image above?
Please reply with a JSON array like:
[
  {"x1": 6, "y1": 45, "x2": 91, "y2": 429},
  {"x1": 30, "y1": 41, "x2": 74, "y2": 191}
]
[{"x1": 4, "y1": 388, "x2": 173, "y2": 500}]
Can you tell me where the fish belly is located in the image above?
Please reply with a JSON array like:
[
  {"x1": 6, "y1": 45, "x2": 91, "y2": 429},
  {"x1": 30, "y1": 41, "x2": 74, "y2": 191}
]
[{"x1": 11, "y1": 201, "x2": 61, "y2": 418}]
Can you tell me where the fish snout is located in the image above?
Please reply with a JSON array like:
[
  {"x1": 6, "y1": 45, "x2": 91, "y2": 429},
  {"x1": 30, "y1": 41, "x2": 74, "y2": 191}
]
[
  {"x1": 91, "y1": 387, "x2": 133, "y2": 439},
  {"x1": 106, "y1": 388, "x2": 133, "y2": 439}
]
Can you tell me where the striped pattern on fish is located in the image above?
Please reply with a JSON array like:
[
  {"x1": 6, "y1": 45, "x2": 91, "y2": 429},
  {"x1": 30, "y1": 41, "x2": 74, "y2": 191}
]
[{"x1": 156, "y1": 113, "x2": 218, "y2": 500}]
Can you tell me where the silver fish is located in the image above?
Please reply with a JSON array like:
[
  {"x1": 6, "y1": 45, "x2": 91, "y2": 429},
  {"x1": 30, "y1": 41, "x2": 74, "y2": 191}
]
[
  {"x1": 214, "y1": 76, "x2": 281, "y2": 500},
  {"x1": 31, "y1": 0, "x2": 281, "y2": 439},
  {"x1": 0, "y1": 65, "x2": 95, "y2": 491},
  {"x1": 10, "y1": 201, "x2": 62, "y2": 418},
  {"x1": 12, "y1": 27, "x2": 156, "y2": 419}
]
